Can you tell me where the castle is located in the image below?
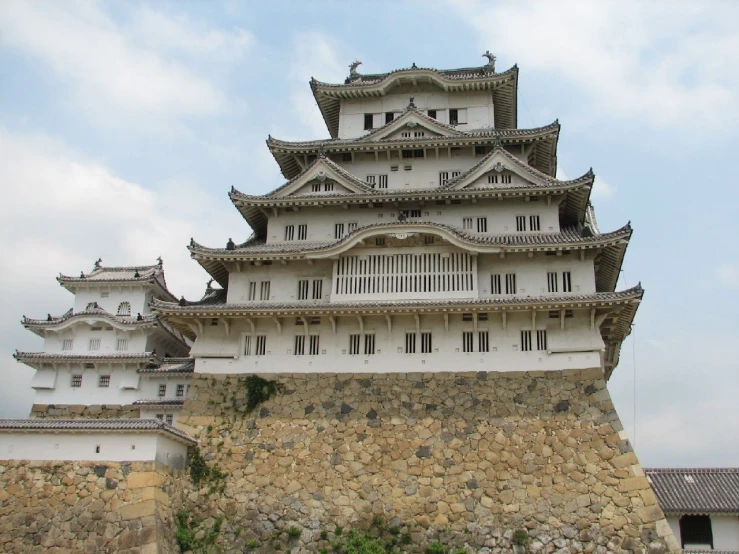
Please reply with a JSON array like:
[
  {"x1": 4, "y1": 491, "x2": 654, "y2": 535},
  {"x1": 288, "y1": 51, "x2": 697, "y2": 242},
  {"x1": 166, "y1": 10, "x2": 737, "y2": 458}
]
[{"x1": 1, "y1": 54, "x2": 684, "y2": 554}]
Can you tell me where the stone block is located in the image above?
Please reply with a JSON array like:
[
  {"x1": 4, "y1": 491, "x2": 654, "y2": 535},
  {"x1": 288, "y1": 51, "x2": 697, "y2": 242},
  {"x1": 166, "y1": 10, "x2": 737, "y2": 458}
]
[{"x1": 120, "y1": 500, "x2": 157, "y2": 521}]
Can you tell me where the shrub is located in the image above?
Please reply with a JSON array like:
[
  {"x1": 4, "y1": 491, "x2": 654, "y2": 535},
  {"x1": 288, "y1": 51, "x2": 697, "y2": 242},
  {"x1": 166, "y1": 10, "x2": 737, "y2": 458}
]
[
  {"x1": 286, "y1": 526, "x2": 302, "y2": 539},
  {"x1": 426, "y1": 540, "x2": 449, "y2": 554}
]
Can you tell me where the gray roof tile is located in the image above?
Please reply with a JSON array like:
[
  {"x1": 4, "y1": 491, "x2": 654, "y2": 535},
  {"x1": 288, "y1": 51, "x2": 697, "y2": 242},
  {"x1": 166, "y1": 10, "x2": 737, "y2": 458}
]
[
  {"x1": 0, "y1": 418, "x2": 196, "y2": 444},
  {"x1": 645, "y1": 468, "x2": 739, "y2": 514}
]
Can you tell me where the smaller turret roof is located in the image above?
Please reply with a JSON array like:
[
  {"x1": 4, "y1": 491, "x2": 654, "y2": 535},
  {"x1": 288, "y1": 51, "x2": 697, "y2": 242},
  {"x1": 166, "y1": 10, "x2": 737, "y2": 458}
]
[{"x1": 58, "y1": 259, "x2": 177, "y2": 301}]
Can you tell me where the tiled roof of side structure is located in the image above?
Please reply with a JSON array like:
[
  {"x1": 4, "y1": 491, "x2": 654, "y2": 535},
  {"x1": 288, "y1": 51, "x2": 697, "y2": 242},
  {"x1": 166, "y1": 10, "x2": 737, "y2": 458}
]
[
  {"x1": 14, "y1": 351, "x2": 160, "y2": 363},
  {"x1": 57, "y1": 260, "x2": 177, "y2": 301},
  {"x1": 132, "y1": 399, "x2": 186, "y2": 407},
  {"x1": 137, "y1": 358, "x2": 195, "y2": 374},
  {"x1": 22, "y1": 305, "x2": 158, "y2": 327},
  {"x1": 645, "y1": 468, "x2": 739, "y2": 514},
  {"x1": 0, "y1": 418, "x2": 196, "y2": 444}
]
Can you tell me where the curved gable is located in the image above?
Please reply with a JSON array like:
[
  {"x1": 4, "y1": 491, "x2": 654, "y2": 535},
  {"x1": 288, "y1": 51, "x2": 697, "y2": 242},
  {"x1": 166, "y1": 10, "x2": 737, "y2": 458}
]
[{"x1": 268, "y1": 158, "x2": 374, "y2": 198}]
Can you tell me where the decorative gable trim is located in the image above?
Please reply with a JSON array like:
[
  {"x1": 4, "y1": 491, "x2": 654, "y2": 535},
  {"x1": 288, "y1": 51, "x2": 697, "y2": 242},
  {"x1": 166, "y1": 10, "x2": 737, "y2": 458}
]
[
  {"x1": 266, "y1": 157, "x2": 375, "y2": 199},
  {"x1": 361, "y1": 108, "x2": 465, "y2": 142}
]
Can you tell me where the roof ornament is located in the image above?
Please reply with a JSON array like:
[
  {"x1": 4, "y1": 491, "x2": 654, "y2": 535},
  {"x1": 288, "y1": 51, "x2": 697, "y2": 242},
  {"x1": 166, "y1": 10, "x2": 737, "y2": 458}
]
[
  {"x1": 348, "y1": 59, "x2": 362, "y2": 79},
  {"x1": 317, "y1": 148, "x2": 327, "y2": 159},
  {"x1": 156, "y1": 256, "x2": 163, "y2": 267},
  {"x1": 408, "y1": 96, "x2": 416, "y2": 108},
  {"x1": 411, "y1": 62, "x2": 417, "y2": 69},
  {"x1": 178, "y1": 296, "x2": 187, "y2": 307},
  {"x1": 94, "y1": 258, "x2": 102, "y2": 269},
  {"x1": 86, "y1": 301, "x2": 99, "y2": 310},
  {"x1": 80, "y1": 271, "x2": 85, "y2": 278},
  {"x1": 493, "y1": 136, "x2": 503, "y2": 149},
  {"x1": 189, "y1": 237, "x2": 195, "y2": 247},
  {"x1": 493, "y1": 161, "x2": 505, "y2": 173},
  {"x1": 316, "y1": 170, "x2": 327, "y2": 182},
  {"x1": 482, "y1": 51, "x2": 496, "y2": 72},
  {"x1": 206, "y1": 278, "x2": 214, "y2": 291},
  {"x1": 226, "y1": 238, "x2": 236, "y2": 251},
  {"x1": 133, "y1": 270, "x2": 140, "y2": 278},
  {"x1": 47, "y1": 314, "x2": 52, "y2": 321},
  {"x1": 136, "y1": 312, "x2": 143, "y2": 321}
]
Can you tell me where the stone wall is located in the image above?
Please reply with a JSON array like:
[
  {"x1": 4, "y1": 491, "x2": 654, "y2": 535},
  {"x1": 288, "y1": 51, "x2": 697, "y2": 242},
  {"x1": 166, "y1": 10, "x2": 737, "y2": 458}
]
[
  {"x1": 173, "y1": 370, "x2": 680, "y2": 553},
  {"x1": 0, "y1": 460, "x2": 181, "y2": 554},
  {"x1": 30, "y1": 404, "x2": 141, "y2": 419}
]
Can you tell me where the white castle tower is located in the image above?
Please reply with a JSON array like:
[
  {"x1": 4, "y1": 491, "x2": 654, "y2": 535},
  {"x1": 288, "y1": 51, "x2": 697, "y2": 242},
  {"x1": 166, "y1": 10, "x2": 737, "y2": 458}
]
[
  {"x1": 151, "y1": 56, "x2": 638, "y2": 379},
  {"x1": 15, "y1": 259, "x2": 193, "y2": 425}
]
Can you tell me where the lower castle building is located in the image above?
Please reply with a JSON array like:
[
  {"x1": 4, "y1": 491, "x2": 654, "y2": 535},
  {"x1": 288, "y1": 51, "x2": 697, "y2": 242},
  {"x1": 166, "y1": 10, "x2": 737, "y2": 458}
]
[{"x1": 0, "y1": 54, "x2": 695, "y2": 553}]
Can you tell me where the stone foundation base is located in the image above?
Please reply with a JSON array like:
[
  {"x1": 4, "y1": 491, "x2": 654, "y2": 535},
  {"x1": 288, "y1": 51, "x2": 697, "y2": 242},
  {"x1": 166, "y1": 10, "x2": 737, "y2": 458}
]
[
  {"x1": 172, "y1": 370, "x2": 680, "y2": 553},
  {"x1": 31, "y1": 404, "x2": 140, "y2": 419},
  {"x1": 0, "y1": 460, "x2": 181, "y2": 554}
]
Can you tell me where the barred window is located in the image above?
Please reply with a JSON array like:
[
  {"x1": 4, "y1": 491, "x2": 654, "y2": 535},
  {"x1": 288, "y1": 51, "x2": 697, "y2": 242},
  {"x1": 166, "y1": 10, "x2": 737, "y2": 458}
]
[
  {"x1": 312, "y1": 279, "x2": 323, "y2": 300},
  {"x1": 547, "y1": 272, "x2": 558, "y2": 293},
  {"x1": 294, "y1": 335, "x2": 305, "y2": 356},
  {"x1": 364, "y1": 334, "x2": 376, "y2": 355},
  {"x1": 348, "y1": 334, "x2": 360, "y2": 355},
  {"x1": 405, "y1": 333, "x2": 416, "y2": 354},
  {"x1": 505, "y1": 273, "x2": 517, "y2": 294},
  {"x1": 439, "y1": 171, "x2": 449, "y2": 186},
  {"x1": 521, "y1": 330, "x2": 532, "y2": 352},
  {"x1": 62, "y1": 339, "x2": 73, "y2": 351},
  {"x1": 244, "y1": 335, "x2": 251, "y2": 355},
  {"x1": 516, "y1": 216, "x2": 526, "y2": 232},
  {"x1": 298, "y1": 280, "x2": 309, "y2": 300},
  {"x1": 536, "y1": 330, "x2": 548, "y2": 351},
  {"x1": 117, "y1": 302, "x2": 131, "y2": 316},
  {"x1": 176, "y1": 384, "x2": 185, "y2": 397},
  {"x1": 562, "y1": 271, "x2": 572, "y2": 292},
  {"x1": 260, "y1": 281, "x2": 270, "y2": 301},
  {"x1": 478, "y1": 331, "x2": 489, "y2": 353},
  {"x1": 297, "y1": 224, "x2": 307, "y2": 240},
  {"x1": 309, "y1": 335, "x2": 320, "y2": 356},
  {"x1": 285, "y1": 225, "x2": 295, "y2": 241},
  {"x1": 529, "y1": 215, "x2": 541, "y2": 231},
  {"x1": 491, "y1": 274, "x2": 502, "y2": 295},
  {"x1": 420, "y1": 332, "x2": 432, "y2": 354},
  {"x1": 462, "y1": 331, "x2": 474, "y2": 353},
  {"x1": 476, "y1": 217, "x2": 488, "y2": 233},
  {"x1": 248, "y1": 281, "x2": 257, "y2": 301},
  {"x1": 462, "y1": 217, "x2": 473, "y2": 230},
  {"x1": 158, "y1": 384, "x2": 167, "y2": 397},
  {"x1": 501, "y1": 174, "x2": 512, "y2": 184},
  {"x1": 335, "y1": 223, "x2": 345, "y2": 239},
  {"x1": 71, "y1": 374, "x2": 82, "y2": 387},
  {"x1": 378, "y1": 175, "x2": 388, "y2": 189},
  {"x1": 88, "y1": 338, "x2": 101, "y2": 351},
  {"x1": 347, "y1": 222, "x2": 358, "y2": 233},
  {"x1": 98, "y1": 375, "x2": 110, "y2": 388},
  {"x1": 255, "y1": 335, "x2": 266, "y2": 356},
  {"x1": 311, "y1": 183, "x2": 321, "y2": 192},
  {"x1": 488, "y1": 174, "x2": 498, "y2": 184},
  {"x1": 165, "y1": 414, "x2": 173, "y2": 425},
  {"x1": 116, "y1": 338, "x2": 128, "y2": 351}
]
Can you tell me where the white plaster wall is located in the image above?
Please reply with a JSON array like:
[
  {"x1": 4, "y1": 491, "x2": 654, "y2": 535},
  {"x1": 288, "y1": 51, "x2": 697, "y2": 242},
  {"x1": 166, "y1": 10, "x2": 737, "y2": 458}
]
[
  {"x1": 42, "y1": 325, "x2": 149, "y2": 355},
  {"x1": 192, "y1": 311, "x2": 604, "y2": 374},
  {"x1": 225, "y1": 252, "x2": 593, "y2": 305},
  {"x1": 339, "y1": 91, "x2": 494, "y2": 138},
  {"x1": 0, "y1": 432, "x2": 189, "y2": 468},
  {"x1": 266, "y1": 200, "x2": 562, "y2": 245},
  {"x1": 712, "y1": 515, "x2": 739, "y2": 550},
  {"x1": 72, "y1": 285, "x2": 151, "y2": 315},
  {"x1": 31, "y1": 366, "x2": 190, "y2": 405},
  {"x1": 666, "y1": 517, "x2": 681, "y2": 547}
]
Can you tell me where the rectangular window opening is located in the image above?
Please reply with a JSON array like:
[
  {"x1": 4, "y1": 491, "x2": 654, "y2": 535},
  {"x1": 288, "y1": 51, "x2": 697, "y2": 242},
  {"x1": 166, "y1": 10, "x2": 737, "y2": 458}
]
[
  {"x1": 521, "y1": 330, "x2": 532, "y2": 352},
  {"x1": 364, "y1": 113, "x2": 373, "y2": 130},
  {"x1": 158, "y1": 384, "x2": 167, "y2": 397},
  {"x1": 349, "y1": 334, "x2": 360, "y2": 355},
  {"x1": 476, "y1": 217, "x2": 487, "y2": 233},
  {"x1": 71, "y1": 374, "x2": 82, "y2": 388},
  {"x1": 516, "y1": 216, "x2": 526, "y2": 232},
  {"x1": 98, "y1": 375, "x2": 110, "y2": 388}
]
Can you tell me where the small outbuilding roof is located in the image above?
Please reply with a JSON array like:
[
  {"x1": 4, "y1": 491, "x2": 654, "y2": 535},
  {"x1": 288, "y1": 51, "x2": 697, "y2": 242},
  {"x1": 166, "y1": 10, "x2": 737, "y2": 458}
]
[
  {"x1": 645, "y1": 468, "x2": 739, "y2": 515},
  {"x1": 0, "y1": 418, "x2": 196, "y2": 445}
]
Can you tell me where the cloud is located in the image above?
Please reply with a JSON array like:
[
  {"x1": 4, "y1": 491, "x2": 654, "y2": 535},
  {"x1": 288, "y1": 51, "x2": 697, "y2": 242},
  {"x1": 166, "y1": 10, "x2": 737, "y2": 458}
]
[
  {"x1": 716, "y1": 264, "x2": 739, "y2": 289},
  {"x1": 0, "y1": 126, "x2": 240, "y2": 417},
  {"x1": 0, "y1": 1, "x2": 250, "y2": 129},
  {"x1": 286, "y1": 31, "x2": 350, "y2": 139},
  {"x1": 452, "y1": 0, "x2": 739, "y2": 130}
]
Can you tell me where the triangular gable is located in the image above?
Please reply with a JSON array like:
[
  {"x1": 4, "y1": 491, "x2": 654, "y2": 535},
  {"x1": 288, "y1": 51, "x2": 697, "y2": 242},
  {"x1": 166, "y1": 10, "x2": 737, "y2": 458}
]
[
  {"x1": 268, "y1": 157, "x2": 375, "y2": 198},
  {"x1": 444, "y1": 147, "x2": 553, "y2": 191},
  {"x1": 360, "y1": 109, "x2": 465, "y2": 142}
]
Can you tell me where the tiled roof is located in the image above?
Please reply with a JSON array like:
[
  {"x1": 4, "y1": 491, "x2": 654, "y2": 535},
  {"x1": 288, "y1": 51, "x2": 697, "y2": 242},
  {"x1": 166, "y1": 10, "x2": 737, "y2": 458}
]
[
  {"x1": 137, "y1": 358, "x2": 195, "y2": 374},
  {"x1": 191, "y1": 222, "x2": 628, "y2": 256},
  {"x1": 153, "y1": 284, "x2": 643, "y2": 313},
  {"x1": 132, "y1": 399, "x2": 186, "y2": 407},
  {"x1": 57, "y1": 260, "x2": 177, "y2": 302},
  {"x1": 645, "y1": 468, "x2": 739, "y2": 514},
  {"x1": 0, "y1": 418, "x2": 196, "y2": 444},
  {"x1": 23, "y1": 305, "x2": 158, "y2": 328},
  {"x1": 14, "y1": 351, "x2": 160, "y2": 363}
]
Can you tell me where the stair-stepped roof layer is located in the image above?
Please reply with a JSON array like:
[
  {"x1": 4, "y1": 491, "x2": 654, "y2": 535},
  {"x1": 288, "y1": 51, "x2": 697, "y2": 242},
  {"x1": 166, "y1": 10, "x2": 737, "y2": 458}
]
[
  {"x1": 153, "y1": 285, "x2": 643, "y2": 380},
  {"x1": 231, "y1": 147, "x2": 591, "y2": 238},
  {"x1": 645, "y1": 467, "x2": 739, "y2": 515},
  {"x1": 190, "y1": 221, "x2": 629, "y2": 292},
  {"x1": 58, "y1": 260, "x2": 177, "y2": 302},
  {"x1": 267, "y1": 111, "x2": 557, "y2": 179},
  {"x1": 14, "y1": 351, "x2": 194, "y2": 373},
  {"x1": 311, "y1": 62, "x2": 518, "y2": 137}
]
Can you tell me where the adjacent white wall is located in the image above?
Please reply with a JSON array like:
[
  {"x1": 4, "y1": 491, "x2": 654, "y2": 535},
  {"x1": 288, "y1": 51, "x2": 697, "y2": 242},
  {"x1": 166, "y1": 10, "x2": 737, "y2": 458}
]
[
  {"x1": 666, "y1": 515, "x2": 739, "y2": 551},
  {"x1": 0, "y1": 431, "x2": 189, "y2": 468}
]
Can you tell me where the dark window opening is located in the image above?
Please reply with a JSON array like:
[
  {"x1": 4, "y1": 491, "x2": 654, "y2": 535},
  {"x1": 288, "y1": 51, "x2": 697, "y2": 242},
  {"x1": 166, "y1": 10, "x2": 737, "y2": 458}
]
[
  {"x1": 449, "y1": 109, "x2": 459, "y2": 125},
  {"x1": 364, "y1": 113, "x2": 373, "y2": 130},
  {"x1": 427, "y1": 110, "x2": 437, "y2": 119},
  {"x1": 385, "y1": 112, "x2": 394, "y2": 124},
  {"x1": 679, "y1": 515, "x2": 713, "y2": 548}
]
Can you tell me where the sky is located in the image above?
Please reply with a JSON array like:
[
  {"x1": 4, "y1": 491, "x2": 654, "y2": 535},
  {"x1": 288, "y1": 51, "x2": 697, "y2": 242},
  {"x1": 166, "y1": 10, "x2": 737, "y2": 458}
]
[{"x1": 0, "y1": 0, "x2": 737, "y2": 467}]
